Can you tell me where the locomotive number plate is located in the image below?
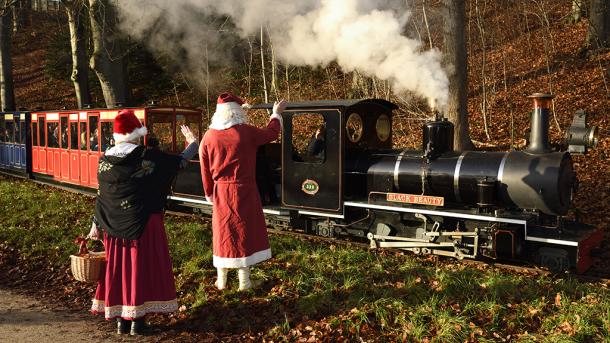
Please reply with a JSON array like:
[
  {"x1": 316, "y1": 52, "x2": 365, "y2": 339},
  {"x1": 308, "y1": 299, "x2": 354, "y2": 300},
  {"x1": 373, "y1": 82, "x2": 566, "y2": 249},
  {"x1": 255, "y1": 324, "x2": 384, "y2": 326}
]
[{"x1": 386, "y1": 193, "x2": 444, "y2": 206}]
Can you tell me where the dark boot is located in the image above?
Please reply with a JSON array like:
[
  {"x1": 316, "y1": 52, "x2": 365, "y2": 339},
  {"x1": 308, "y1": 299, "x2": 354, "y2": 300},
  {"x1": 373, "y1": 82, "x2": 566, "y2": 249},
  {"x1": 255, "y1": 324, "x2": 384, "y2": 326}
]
[
  {"x1": 130, "y1": 317, "x2": 151, "y2": 336},
  {"x1": 116, "y1": 318, "x2": 130, "y2": 334}
]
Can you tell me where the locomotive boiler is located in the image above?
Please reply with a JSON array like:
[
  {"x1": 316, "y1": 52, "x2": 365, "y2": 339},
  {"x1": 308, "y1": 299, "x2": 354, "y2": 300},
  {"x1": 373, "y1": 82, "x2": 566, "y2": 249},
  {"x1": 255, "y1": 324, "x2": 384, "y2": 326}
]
[{"x1": 367, "y1": 93, "x2": 577, "y2": 216}]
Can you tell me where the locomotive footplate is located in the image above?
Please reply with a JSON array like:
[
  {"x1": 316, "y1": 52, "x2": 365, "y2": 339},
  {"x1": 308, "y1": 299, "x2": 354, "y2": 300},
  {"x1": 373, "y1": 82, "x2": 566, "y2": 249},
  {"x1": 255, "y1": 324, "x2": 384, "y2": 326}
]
[{"x1": 526, "y1": 224, "x2": 604, "y2": 274}]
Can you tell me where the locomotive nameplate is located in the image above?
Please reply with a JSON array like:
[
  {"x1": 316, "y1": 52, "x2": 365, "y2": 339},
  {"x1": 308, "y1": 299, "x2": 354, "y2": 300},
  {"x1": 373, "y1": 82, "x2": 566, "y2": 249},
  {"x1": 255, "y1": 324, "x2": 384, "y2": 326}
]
[
  {"x1": 386, "y1": 193, "x2": 444, "y2": 206},
  {"x1": 301, "y1": 179, "x2": 320, "y2": 195}
]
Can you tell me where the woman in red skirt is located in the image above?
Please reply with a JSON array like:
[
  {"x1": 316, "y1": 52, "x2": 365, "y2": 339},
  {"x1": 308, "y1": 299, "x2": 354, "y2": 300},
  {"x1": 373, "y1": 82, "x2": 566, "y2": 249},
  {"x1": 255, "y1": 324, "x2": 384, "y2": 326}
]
[{"x1": 87, "y1": 109, "x2": 198, "y2": 335}]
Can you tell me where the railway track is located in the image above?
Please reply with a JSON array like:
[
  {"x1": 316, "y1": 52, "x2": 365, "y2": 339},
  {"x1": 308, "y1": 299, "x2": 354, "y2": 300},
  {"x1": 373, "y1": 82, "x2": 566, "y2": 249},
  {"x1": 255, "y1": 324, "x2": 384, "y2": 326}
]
[{"x1": 5, "y1": 173, "x2": 610, "y2": 285}]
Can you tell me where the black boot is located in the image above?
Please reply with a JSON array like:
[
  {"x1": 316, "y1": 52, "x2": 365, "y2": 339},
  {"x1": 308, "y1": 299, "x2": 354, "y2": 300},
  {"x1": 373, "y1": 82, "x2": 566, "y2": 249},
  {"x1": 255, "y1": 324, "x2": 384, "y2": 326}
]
[
  {"x1": 130, "y1": 317, "x2": 151, "y2": 336},
  {"x1": 116, "y1": 318, "x2": 130, "y2": 335}
]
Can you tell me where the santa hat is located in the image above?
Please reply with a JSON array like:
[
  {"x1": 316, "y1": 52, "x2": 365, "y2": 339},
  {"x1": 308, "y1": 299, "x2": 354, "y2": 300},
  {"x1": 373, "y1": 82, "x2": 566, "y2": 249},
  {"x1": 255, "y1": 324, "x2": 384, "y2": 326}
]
[
  {"x1": 113, "y1": 109, "x2": 148, "y2": 144},
  {"x1": 209, "y1": 92, "x2": 251, "y2": 130}
]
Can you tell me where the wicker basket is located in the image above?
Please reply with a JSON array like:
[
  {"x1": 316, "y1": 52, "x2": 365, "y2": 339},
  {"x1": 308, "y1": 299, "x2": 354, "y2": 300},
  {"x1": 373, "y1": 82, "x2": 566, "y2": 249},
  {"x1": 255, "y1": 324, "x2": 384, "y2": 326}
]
[{"x1": 70, "y1": 238, "x2": 106, "y2": 283}]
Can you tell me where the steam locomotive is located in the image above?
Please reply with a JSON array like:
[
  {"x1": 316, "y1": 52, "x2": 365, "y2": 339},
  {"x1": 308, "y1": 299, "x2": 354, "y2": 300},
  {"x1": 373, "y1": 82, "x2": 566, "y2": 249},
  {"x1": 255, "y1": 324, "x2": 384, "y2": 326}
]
[{"x1": 0, "y1": 94, "x2": 602, "y2": 272}]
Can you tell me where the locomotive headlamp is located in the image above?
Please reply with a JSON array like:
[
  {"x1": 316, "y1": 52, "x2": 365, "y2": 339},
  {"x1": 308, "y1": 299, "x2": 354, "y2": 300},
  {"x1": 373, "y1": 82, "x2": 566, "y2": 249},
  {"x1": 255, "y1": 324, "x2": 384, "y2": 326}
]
[{"x1": 565, "y1": 110, "x2": 599, "y2": 154}]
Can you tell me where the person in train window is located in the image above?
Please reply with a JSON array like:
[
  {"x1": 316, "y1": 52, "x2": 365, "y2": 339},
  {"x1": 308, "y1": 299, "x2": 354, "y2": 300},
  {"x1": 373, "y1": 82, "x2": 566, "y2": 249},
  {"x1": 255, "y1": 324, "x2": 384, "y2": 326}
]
[
  {"x1": 306, "y1": 124, "x2": 326, "y2": 162},
  {"x1": 90, "y1": 128, "x2": 99, "y2": 151},
  {"x1": 200, "y1": 92, "x2": 286, "y2": 291},
  {"x1": 86, "y1": 109, "x2": 198, "y2": 336},
  {"x1": 80, "y1": 131, "x2": 87, "y2": 150},
  {"x1": 101, "y1": 126, "x2": 114, "y2": 151}
]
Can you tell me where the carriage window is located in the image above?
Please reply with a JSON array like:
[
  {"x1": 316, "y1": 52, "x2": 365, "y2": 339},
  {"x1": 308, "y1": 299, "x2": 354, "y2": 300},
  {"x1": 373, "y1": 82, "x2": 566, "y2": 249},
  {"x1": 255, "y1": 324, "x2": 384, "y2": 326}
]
[
  {"x1": 147, "y1": 113, "x2": 173, "y2": 151},
  {"x1": 70, "y1": 122, "x2": 78, "y2": 150},
  {"x1": 47, "y1": 122, "x2": 59, "y2": 148},
  {"x1": 20, "y1": 119, "x2": 26, "y2": 144},
  {"x1": 14, "y1": 118, "x2": 21, "y2": 144},
  {"x1": 100, "y1": 122, "x2": 114, "y2": 151},
  {"x1": 291, "y1": 113, "x2": 326, "y2": 163},
  {"x1": 6, "y1": 120, "x2": 15, "y2": 143},
  {"x1": 60, "y1": 117, "x2": 68, "y2": 148},
  {"x1": 175, "y1": 114, "x2": 199, "y2": 152},
  {"x1": 32, "y1": 122, "x2": 38, "y2": 146},
  {"x1": 80, "y1": 122, "x2": 87, "y2": 150},
  {"x1": 89, "y1": 116, "x2": 99, "y2": 152},
  {"x1": 38, "y1": 118, "x2": 45, "y2": 147},
  {"x1": 0, "y1": 118, "x2": 4, "y2": 142}
]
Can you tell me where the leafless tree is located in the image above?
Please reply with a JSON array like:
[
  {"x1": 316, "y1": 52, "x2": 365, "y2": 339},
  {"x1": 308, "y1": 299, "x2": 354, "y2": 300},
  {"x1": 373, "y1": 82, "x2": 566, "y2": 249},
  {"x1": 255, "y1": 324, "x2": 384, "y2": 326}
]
[
  {"x1": 0, "y1": 0, "x2": 17, "y2": 111},
  {"x1": 61, "y1": 0, "x2": 91, "y2": 108},
  {"x1": 88, "y1": 0, "x2": 130, "y2": 108},
  {"x1": 588, "y1": 0, "x2": 610, "y2": 49},
  {"x1": 442, "y1": 0, "x2": 473, "y2": 150}
]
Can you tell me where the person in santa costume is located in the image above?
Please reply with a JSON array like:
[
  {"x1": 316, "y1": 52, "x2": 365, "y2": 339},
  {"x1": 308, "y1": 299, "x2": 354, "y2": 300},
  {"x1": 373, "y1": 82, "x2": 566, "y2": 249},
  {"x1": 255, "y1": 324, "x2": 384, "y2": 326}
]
[
  {"x1": 200, "y1": 92, "x2": 286, "y2": 291},
  {"x1": 87, "y1": 109, "x2": 198, "y2": 335}
]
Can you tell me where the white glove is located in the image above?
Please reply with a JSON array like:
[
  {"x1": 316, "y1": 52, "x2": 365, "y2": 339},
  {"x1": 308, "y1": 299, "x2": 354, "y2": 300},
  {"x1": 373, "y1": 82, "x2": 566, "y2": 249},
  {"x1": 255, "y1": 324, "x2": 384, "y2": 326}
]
[
  {"x1": 273, "y1": 99, "x2": 287, "y2": 115},
  {"x1": 86, "y1": 221, "x2": 100, "y2": 241},
  {"x1": 205, "y1": 195, "x2": 212, "y2": 203}
]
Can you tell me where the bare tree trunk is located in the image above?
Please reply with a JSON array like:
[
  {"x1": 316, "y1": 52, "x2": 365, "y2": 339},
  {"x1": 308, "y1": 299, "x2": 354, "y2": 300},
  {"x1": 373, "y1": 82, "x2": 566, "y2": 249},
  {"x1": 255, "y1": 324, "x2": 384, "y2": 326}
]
[
  {"x1": 570, "y1": 0, "x2": 585, "y2": 23},
  {"x1": 64, "y1": 0, "x2": 91, "y2": 108},
  {"x1": 88, "y1": 0, "x2": 130, "y2": 108},
  {"x1": 442, "y1": 0, "x2": 473, "y2": 150},
  {"x1": 0, "y1": 11, "x2": 15, "y2": 111},
  {"x1": 588, "y1": 0, "x2": 610, "y2": 49},
  {"x1": 260, "y1": 26, "x2": 268, "y2": 103}
]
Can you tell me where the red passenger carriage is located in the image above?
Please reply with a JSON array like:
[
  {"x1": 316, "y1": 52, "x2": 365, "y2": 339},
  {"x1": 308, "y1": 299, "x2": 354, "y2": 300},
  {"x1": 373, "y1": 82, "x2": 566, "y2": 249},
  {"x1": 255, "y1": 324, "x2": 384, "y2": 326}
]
[{"x1": 30, "y1": 106, "x2": 201, "y2": 188}]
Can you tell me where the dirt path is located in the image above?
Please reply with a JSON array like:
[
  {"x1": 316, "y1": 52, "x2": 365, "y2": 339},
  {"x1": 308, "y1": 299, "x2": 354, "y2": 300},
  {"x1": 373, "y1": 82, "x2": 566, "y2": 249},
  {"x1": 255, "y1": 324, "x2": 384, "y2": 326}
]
[{"x1": 0, "y1": 287, "x2": 153, "y2": 343}]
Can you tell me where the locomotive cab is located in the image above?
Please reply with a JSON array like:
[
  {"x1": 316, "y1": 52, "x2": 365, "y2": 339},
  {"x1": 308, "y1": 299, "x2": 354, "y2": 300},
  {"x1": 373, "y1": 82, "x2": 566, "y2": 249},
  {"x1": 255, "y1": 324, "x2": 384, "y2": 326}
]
[{"x1": 252, "y1": 99, "x2": 397, "y2": 216}]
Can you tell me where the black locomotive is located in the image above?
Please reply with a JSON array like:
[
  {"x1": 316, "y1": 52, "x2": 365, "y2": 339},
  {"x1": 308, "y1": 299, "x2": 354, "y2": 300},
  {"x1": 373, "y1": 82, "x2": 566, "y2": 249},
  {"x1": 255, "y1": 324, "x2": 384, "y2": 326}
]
[
  {"x1": 0, "y1": 94, "x2": 601, "y2": 273},
  {"x1": 168, "y1": 93, "x2": 602, "y2": 273}
]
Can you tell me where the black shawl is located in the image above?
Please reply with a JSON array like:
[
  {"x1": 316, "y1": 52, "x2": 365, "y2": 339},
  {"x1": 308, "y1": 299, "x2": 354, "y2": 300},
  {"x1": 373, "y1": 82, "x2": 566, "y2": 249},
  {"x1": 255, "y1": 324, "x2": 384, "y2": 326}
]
[{"x1": 94, "y1": 146, "x2": 182, "y2": 240}]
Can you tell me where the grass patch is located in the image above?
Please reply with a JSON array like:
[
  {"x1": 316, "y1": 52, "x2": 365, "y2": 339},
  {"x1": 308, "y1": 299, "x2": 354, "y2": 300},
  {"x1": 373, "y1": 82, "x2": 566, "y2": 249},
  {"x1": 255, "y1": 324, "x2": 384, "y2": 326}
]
[{"x1": 1, "y1": 175, "x2": 609, "y2": 341}]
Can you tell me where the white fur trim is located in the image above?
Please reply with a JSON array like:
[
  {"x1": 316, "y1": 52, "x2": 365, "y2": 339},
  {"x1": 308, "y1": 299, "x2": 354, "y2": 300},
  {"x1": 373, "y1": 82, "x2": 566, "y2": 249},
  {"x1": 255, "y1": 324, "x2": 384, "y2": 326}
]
[
  {"x1": 104, "y1": 142, "x2": 138, "y2": 157},
  {"x1": 270, "y1": 113, "x2": 283, "y2": 126},
  {"x1": 91, "y1": 299, "x2": 178, "y2": 319},
  {"x1": 242, "y1": 103, "x2": 252, "y2": 110},
  {"x1": 209, "y1": 102, "x2": 247, "y2": 130},
  {"x1": 213, "y1": 248, "x2": 272, "y2": 268},
  {"x1": 113, "y1": 126, "x2": 148, "y2": 144}
]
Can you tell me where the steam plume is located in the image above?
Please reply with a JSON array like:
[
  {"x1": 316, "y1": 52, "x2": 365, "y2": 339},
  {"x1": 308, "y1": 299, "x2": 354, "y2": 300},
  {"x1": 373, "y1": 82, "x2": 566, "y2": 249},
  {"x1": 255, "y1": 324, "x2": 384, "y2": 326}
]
[{"x1": 116, "y1": 0, "x2": 449, "y2": 108}]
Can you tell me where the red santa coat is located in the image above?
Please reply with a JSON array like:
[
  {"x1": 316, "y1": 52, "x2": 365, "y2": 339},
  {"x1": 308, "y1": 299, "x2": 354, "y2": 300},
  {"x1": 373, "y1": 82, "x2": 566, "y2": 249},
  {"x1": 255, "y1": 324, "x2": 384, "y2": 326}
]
[{"x1": 199, "y1": 118, "x2": 280, "y2": 268}]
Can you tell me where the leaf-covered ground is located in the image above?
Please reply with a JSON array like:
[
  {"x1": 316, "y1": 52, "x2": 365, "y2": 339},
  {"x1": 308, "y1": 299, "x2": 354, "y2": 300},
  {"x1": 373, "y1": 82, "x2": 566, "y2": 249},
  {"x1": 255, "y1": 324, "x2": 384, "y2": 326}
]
[{"x1": 1, "y1": 175, "x2": 609, "y2": 342}]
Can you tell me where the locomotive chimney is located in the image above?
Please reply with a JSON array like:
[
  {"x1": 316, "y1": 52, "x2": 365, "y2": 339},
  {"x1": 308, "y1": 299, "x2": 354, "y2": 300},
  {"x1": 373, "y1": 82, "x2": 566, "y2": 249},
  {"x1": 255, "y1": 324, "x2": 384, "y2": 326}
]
[{"x1": 526, "y1": 93, "x2": 554, "y2": 154}]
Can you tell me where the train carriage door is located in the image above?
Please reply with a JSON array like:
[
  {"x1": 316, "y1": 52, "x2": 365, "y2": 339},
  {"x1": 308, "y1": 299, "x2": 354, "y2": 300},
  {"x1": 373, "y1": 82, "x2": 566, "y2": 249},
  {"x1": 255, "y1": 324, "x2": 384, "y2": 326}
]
[
  {"x1": 19, "y1": 113, "x2": 28, "y2": 168},
  {"x1": 45, "y1": 113, "x2": 59, "y2": 177},
  {"x1": 31, "y1": 114, "x2": 39, "y2": 172},
  {"x1": 38, "y1": 115, "x2": 47, "y2": 173},
  {"x1": 59, "y1": 114, "x2": 70, "y2": 180},
  {"x1": 172, "y1": 112, "x2": 204, "y2": 196},
  {"x1": 87, "y1": 114, "x2": 100, "y2": 187},
  {"x1": 13, "y1": 115, "x2": 21, "y2": 168},
  {"x1": 69, "y1": 113, "x2": 80, "y2": 183},
  {"x1": 282, "y1": 109, "x2": 343, "y2": 214},
  {"x1": 78, "y1": 112, "x2": 88, "y2": 184},
  {"x1": 0, "y1": 114, "x2": 5, "y2": 167}
]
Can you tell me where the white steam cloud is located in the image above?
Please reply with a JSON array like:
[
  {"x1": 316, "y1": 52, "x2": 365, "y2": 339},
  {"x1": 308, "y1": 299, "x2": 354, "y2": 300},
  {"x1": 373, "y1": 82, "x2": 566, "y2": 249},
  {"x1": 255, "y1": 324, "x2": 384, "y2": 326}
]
[{"x1": 116, "y1": 0, "x2": 449, "y2": 108}]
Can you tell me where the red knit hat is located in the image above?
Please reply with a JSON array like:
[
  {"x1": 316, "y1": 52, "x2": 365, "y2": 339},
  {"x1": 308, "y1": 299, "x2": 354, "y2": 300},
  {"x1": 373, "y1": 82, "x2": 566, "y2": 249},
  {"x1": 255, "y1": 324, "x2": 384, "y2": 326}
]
[
  {"x1": 113, "y1": 109, "x2": 148, "y2": 143},
  {"x1": 217, "y1": 92, "x2": 245, "y2": 105}
]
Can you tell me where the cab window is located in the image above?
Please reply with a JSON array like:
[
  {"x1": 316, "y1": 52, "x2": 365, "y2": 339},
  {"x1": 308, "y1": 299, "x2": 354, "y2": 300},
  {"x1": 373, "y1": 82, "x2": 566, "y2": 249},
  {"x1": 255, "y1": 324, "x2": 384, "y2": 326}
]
[
  {"x1": 176, "y1": 114, "x2": 199, "y2": 153},
  {"x1": 147, "y1": 113, "x2": 174, "y2": 151},
  {"x1": 291, "y1": 113, "x2": 326, "y2": 164}
]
